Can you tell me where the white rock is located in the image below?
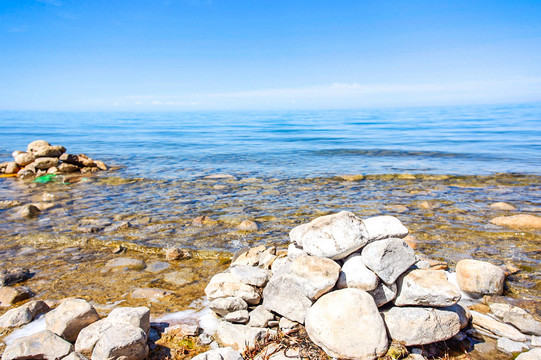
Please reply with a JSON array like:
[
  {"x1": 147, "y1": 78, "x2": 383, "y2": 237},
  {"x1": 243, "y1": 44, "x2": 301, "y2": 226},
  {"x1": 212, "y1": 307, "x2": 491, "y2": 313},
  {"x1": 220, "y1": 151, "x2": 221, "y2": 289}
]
[
  {"x1": 289, "y1": 211, "x2": 370, "y2": 260},
  {"x1": 263, "y1": 275, "x2": 312, "y2": 323},
  {"x1": 63, "y1": 353, "x2": 89, "y2": 360},
  {"x1": 215, "y1": 321, "x2": 275, "y2": 353},
  {"x1": 456, "y1": 259, "x2": 505, "y2": 297},
  {"x1": 247, "y1": 305, "x2": 275, "y2": 328},
  {"x1": 363, "y1": 215, "x2": 409, "y2": 241},
  {"x1": 205, "y1": 273, "x2": 261, "y2": 305},
  {"x1": 305, "y1": 288, "x2": 388, "y2": 360},
  {"x1": 225, "y1": 310, "x2": 249, "y2": 324},
  {"x1": 497, "y1": 337, "x2": 529, "y2": 354},
  {"x1": 229, "y1": 265, "x2": 270, "y2": 287},
  {"x1": 532, "y1": 335, "x2": 541, "y2": 347},
  {"x1": 368, "y1": 282, "x2": 397, "y2": 307},
  {"x1": 383, "y1": 307, "x2": 461, "y2": 346},
  {"x1": 107, "y1": 306, "x2": 150, "y2": 334},
  {"x1": 45, "y1": 298, "x2": 100, "y2": 342},
  {"x1": 337, "y1": 253, "x2": 379, "y2": 291},
  {"x1": 2, "y1": 330, "x2": 73, "y2": 360},
  {"x1": 0, "y1": 301, "x2": 50, "y2": 328},
  {"x1": 191, "y1": 347, "x2": 243, "y2": 360},
  {"x1": 445, "y1": 303, "x2": 471, "y2": 329},
  {"x1": 361, "y1": 238, "x2": 416, "y2": 284},
  {"x1": 75, "y1": 319, "x2": 112, "y2": 355},
  {"x1": 489, "y1": 303, "x2": 541, "y2": 336},
  {"x1": 287, "y1": 243, "x2": 306, "y2": 261},
  {"x1": 289, "y1": 254, "x2": 341, "y2": 300},
  {"x1": 91, "y1": 324, "x2": 148, "y2": 360},
  {"x1": 516, "y1": 348, "x2": 541, "y2": 360},
  {"x1": 471, "y1": 310, "x2": 527, "y2": 342},
  {"x1": 209, "y1": 297, "x2": 248, "y2": 317},
  {"x1": 394, "y1": 269, "x2": 461, "y2": 307}
]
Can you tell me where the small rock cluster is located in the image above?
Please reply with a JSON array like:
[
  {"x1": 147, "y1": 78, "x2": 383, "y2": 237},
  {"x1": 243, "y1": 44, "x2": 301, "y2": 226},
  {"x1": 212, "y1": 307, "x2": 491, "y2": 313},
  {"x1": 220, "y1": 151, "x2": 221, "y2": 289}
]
[
  {"x1": 0, "y1": 140, "x2": 107, "y2": 178},
  {"x1": 0, "y1": 298, "x2": 150, "y2": 360},
  {"x1": 195, "y1": 211, "x2": 541, "y2": 360}
]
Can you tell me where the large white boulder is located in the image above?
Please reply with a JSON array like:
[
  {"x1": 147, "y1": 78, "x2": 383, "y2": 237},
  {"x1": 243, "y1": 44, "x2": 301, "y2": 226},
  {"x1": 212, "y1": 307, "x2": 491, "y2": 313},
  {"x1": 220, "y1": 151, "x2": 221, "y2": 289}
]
[
  {"x1": 363, "y1": 215, "x2": 409, "y2": 241},
  {"x1": 2, "y1": 330, "x2": 73, "y2": 360},
  {"x1": 395, "y1": 269, "x2": 461, "y2": 307}
]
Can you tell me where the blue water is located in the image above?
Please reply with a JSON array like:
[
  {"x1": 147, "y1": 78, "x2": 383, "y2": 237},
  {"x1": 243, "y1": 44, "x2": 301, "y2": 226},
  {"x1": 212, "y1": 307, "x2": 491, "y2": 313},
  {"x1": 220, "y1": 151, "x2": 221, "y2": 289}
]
[{"x1": 1, "y1": 103, "x2": 540, "y2": 179}]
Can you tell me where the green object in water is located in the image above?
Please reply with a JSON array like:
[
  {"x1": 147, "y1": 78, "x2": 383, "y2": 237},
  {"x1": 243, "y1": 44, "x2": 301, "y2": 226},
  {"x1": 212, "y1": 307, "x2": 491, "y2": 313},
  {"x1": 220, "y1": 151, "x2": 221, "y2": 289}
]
[{"x1": 33, "y1": 174, "x2": 57, "y2": 183}]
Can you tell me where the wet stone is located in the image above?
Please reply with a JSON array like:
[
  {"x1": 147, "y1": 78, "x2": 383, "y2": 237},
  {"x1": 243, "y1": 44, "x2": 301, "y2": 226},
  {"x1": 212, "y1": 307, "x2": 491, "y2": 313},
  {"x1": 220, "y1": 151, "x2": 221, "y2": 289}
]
[
  {"x1": 19, "y1": 204, "x2": 41, "y2": 218},
  {"x1": 0, "y1": 268, "x2": 31, "y2": 286},
  {"x1": 145, "y1": 261, "x2": 170, "y2": 273},
  {"x1": 131, "y1": 287, "x2": 171, "y2": 300},
  {"x1": 105, "y1": 257, "x2": 146, "y2": 270},
  {"x1": 163, "y1": 268, "x2": 196, "y2": 286},
  {"x1": 0, "y1": 286, "x2": 33, "y2": 307}
]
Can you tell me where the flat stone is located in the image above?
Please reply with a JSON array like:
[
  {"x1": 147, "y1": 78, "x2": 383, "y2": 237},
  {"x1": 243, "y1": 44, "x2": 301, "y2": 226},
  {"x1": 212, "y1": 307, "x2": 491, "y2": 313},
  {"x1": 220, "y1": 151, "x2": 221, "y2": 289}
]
[
  {"x1": 363, "y1": 215, "x2": 409, "y2": 241},
  {"x1": 231, "y1": 245, "x2": 267, "y2": 266},
  {"x1": 456, "y1": 259, "x2": 505, "y2": 297},
  {"x1": 225, "y1": 310, "x2": 249, "y2": 324},
  {"x1": 395, "y1": 269, "x2": 461, "y2": 307},
  {"x1": 0, "y1": 268, "x2": 31, "y2": 286},
  {"x1": 489, "y1": 202, "x2": 516, "y2": 211},
  {"x1": 0, "y1": 286, "x2": 33, "y2": 307},
  {"x1": 209, "y1": 297, "x2": 248, "y2": 317},
  {"x1": 145, "y1": 261, "x2": 170, "y2": 273},
  {"x1": 215, "y1": 321, "x2": 275, "y2": 353},
  {"x1": 497, "y1": 337, "x2": 529, "y2": 354},
  {"x1": 489, "y1": 302, "x2": 541, "y2": 336},
  {"x1": 45, "y1": 298, "x2": 100, "y2": 342},
  {"x1": 263, "y1": 275, "x2": 312, "y2": 323},
  {"x1": 229, "y1": 265, "x2": 270, "y2": 287},
  {"x1": 2, "y1": 330, "x2": 73, "y2": 360},
  {"x1": 471, "y1": 310, "x2": 527, "y2": 342},
  {"x1": 361, "y1": 238, "x2": 416, "y2": 284},
  {"x1": 247, "y1": 305, "x2": 275, "y2": 328},
  {"x1": 516, "y1": 348, "x2": 541, "y2": 360},
  {"x1": 490, "y1": 214, "x2": 541, "y2": 230},
  {"x1": 104, "y1": 257, "x2": 146, "y2": 270},
  {"x1": 305, "y1": 288, "x2": 388, "y2": 360},
  {"x1": 383, "y1": 307, "x2": 461, "y2": 346},
  {"x1": 205, "y1": 273, "x2": 260, "y2": 305},
  {"x1": 368, "y1": 282, "x2": 397, "y2": 307},
  {"x1": 91, "y1": 324, "x2": 148, "y2": 360},
  {"x1": 337, "y1": 253, "x2": 379, "y2": 291},
  {"x1": 34, "y1": 157, "x2": 59, "y2": 170},
  {"x1": 107, "y1": 306, "x2": 151, "y2": 334},
  {"x1": 192, "y1": 347, "x2": 243, "y2": 360},
  {"x1": 289, "y1": 254, "x2": 341, "y2": 300},
  {"x1": 0, "y1": 300, "x2": 50, "y2": 328},
  {"x1": 289, "y1": 211, "x2": 370, "y2": 260},
  {"x1": 131, "y1": 288, "x2": 171, "y2": 300}
]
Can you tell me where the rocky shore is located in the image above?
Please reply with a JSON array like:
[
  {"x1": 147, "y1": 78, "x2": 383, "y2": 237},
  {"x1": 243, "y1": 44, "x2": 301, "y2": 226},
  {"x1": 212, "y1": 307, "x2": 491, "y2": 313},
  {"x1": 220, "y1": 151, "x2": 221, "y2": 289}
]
[
  {"x1": 0, "y1": 211, "x2": 540, "y2": 360},
  {"x1": 0, "y1": 140, "x2": 108, "y2": 178}
]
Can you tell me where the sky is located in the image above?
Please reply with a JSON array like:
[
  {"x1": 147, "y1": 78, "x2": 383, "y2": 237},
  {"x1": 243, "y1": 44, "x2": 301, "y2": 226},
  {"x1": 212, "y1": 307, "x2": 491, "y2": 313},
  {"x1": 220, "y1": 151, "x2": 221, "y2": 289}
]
[{"x1": 0, "y1": 0, "x2": 540, "y2": 111}]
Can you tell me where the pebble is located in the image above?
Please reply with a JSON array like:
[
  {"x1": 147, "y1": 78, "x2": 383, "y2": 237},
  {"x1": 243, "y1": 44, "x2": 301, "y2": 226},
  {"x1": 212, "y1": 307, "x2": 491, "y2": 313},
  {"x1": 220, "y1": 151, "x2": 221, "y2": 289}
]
[{"x1": 104, "y1": 257, "x2": 146, "y2": 270}]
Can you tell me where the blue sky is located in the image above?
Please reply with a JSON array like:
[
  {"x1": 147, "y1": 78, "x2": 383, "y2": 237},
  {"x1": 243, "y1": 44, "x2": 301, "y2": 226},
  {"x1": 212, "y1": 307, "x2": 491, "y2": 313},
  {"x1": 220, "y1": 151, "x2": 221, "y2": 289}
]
[{"x1": 1, "y1": 0, "x2": 540, "y2": 110}]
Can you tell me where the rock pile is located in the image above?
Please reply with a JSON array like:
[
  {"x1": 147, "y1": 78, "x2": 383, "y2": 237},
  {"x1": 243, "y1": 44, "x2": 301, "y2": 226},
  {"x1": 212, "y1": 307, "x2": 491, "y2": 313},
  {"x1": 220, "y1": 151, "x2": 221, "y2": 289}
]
[
  {"x1": 196, "y1": 211, "x2": 541, "y2": 360},
  {"x1": 0, "y1": 298, "x2": 150, "y2": 360},
  {"x1": 0, "y1": 140, "x2": 107, "y2": 178}
]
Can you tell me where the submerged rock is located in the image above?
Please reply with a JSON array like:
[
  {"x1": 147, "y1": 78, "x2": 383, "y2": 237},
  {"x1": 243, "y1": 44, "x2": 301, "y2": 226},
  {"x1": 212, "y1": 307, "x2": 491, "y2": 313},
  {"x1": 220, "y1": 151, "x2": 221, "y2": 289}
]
[
  {"x1": 490, "y1": 214, "x2": 541, "y2": 230},
  {"x1": 237, "y1": 219, "x2": 259, "y2": 231},
  {"x1": 489, "y1": 202, "x2": 516, "y2": 211},
  {"x1": 305, "y1": 288, "x2": 388, "y2": 360}
]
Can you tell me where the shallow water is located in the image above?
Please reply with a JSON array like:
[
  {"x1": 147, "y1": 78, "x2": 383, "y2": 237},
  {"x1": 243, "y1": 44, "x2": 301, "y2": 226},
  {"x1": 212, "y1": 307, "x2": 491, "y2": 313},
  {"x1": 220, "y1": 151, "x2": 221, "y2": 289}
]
[{"x1": 0, "y1": 105, "x2": 540, "y2": 315}]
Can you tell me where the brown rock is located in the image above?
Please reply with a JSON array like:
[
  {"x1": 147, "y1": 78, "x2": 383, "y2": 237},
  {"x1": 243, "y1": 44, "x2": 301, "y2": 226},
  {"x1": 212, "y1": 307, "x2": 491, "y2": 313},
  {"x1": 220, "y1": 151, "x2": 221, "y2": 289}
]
[
  {"x1": 489, "y1": 202, "x2": 516, "y2": 211},
  {"x1": 0, "y1": 286, "x2": 33, "y2": 306},
  {"x1": 14, "y1": 152, "x2": 35, "y2": 166},
  {"x1": 58, "y1": 162, "x2": 80, "y2": 173},
  {"x1": 34, "y1": 157, "x2": 60, "y2": 170},
  {"x1": 490, "y1": 214, "x2": 541, "y2": 230},
  {"x1": 27, "y1": 140, "x2": 51, "y2": 153},
  {"x1": 19, "y1": 204, "x2": 41, "y2": 218},
  {"x1": 5, "y1": 162, "x2": 19, "y2": 174},
  {"x1": 192, "y1": 215, "x2": 212, "y2": 227},
  {"x1": 33, "y1": 145, "x2": 66, "y2": 158},
  {"x1": 237, "y1": 219, "x2": 259, "y2": 231},
  {"x1": 95, "y1": 160, "x2": 107, "y2": 171},
  {"x1": 165, "y1": 247, "x2": 192, "y2": 261}
]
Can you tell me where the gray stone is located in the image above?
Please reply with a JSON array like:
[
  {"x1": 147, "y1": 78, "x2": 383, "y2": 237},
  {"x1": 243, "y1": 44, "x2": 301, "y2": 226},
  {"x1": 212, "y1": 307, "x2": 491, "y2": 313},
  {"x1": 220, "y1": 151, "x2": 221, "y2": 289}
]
[
  {"x1": 247, "y1": 305, "x2": 275, "y2": 328},
  {"x1": 191, "y1": 347, "x2": 243, "y2": 360},
  {"x1": 363, "y1": 215, "x2": 409, "y2": 241},
  {"x1": 209, "y1": 297, "x2": 248, "y2": 317},
  {"x1": 0, "y1": 268, "x2": 30, "y2": 286},
  {"x1": 516, "y1": 348, "x2": 541, "y2": 360},
  {"x1": 445, "y1": 303, "x2": 471, "y2": 329},
  {"x1": 368, "y1": 282, "x2": 397, "y2": 307},
  {"x1": 289, "y1": 211, "x2": 370, "y2": 260},
  {"x1": 1, "y1": 330, "x2": 73, "y2": 360},
  {"x1": 34, "y1": 157, "x2": 60, "y2": 170},
  {"x1": 337, "y1": 253, "x2": 379, "y2": 291},
  {"x1": 263, "y1": 275, "x2": 312, "y2": 323},
  {"x1": 105, "y1": 257, "x2": 146, "y2": 270},
  {"x1": 45, "y1": 298, "x2": 100, "y2": 342},
  {"x1": 383, "y1": 307, "x2": 461, "y2": 346},
  {"x1": 205, "y1": 273, "x2": 260, "y2": 304},
  {"x1": 289, "y1": 254, "x2": 341, "y2": 300},
  {"x1": 225, "y1": 310, "x2": 249, "y2": 324},
  {"x1": 471, "y1": 310, "x2": 527, "y2": 342},
  {"x1": 144, "y1": 261, "x2": 170, "y2": 273},
  {"x1": 489, "y1": 302, "x2": 541, "y2": 336},
  {"x1": 395, "y1": 269, "x2": 461, "y2": 307},
  {"x1": 497, "y1": 337, "x2": 529, "y2": 354},
  {"x1": 215, "y1": 321, "x2": 276, "y2": 353},
  {"x1": 20, "y1": 204, "x2": 40, "y2": 218},
  {"x1": 305, "y1": 288, "x2": 388, "y2": 360},
  {"x1": 229, "y1": 265, "x2": 270, "y2": 287},
  {"x1": 0, "y1": 300, "x2": 50, "y2": 328},
  {"x1": 456, "y1": 259, "x2": 505, "y2": 297},
  {"x1": 361, "y1": 238, "x2": 416, "y2": 284},
  {"x1": 91, "y1": 324, "x2": 148, "y2": 360}
]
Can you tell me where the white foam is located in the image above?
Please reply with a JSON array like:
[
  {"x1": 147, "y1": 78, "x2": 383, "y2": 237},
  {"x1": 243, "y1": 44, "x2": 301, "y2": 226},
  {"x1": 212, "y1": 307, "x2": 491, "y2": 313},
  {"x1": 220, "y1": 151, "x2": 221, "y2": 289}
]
[
  {"x1": 3, "y1": 315, "x2": 46, "y2": 345},
  {"x1": 152, "y1": 297, "x2": 219, "y2": 335}
]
